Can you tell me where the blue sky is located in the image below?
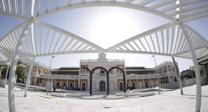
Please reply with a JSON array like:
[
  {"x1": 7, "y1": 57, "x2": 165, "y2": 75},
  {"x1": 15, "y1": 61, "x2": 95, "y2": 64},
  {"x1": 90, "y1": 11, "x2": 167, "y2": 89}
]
[{"x1": 0, "y1": 6, "x2": 208, "y2": 71}]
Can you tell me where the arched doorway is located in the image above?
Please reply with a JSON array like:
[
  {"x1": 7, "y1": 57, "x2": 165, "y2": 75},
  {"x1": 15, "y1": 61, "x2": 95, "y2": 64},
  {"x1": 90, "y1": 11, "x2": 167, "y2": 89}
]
[
  {"x1": 75, "y1": 80, "x2": 78, "y2": 89},
  {"x1": 63, "y1": 82, "x2": 66, "y2": 89},
  {"x1": 81, "y1": 82, "x2": 86, "y2": 91},
  {"x1": 145, "y1": 81, "x2": 148, "y2": 88},
  {"x1": 69, "y1": 83, "x2": 73, "y2": 89},
  {"x1": 108, "y1": 66, "x2": 126, "y2": 93},
  {"x1": 56, "y1": 82, "x2": 60, "y2": 89},
  {"x1": 82, "y1": 66, "x2": 126, "y2": 95},
  {"x1": 119, "y1": 82, "x2": 123, "y2": 91},
  {"x1": 132, "y1": 82, "x2": 136, "y2": 89},
  {"x1": 99, "y1": 80, "x2": 105, "y2": 91},
  {"x1": 127, "y1": 82, "x2": 129, "y2": 89},
  {"x1": 91, "y1": 67, "x2": 108, "y2": 95}
]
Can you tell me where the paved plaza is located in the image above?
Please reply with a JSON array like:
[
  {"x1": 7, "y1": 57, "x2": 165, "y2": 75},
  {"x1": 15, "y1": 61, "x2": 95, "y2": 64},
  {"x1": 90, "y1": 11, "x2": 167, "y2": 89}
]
[{"x1": 0, "y1": 85, "x2": 207, "y2": 112}]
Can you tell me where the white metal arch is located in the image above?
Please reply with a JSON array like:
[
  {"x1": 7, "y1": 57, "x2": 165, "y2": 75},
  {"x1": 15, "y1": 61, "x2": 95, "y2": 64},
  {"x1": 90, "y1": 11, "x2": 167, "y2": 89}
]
[
  {"x1": 0, "y1": 0, "x2": 208, "y2": 57},
  {"x1": 107, "y1": 22, "x2": 208, "y2": 58},
  {"x1": 36, "y1": 1, "x2": 175, "y2": 21}
]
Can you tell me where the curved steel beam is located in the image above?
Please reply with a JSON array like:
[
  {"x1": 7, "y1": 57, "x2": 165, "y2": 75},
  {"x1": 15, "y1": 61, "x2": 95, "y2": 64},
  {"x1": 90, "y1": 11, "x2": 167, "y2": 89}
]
[
  {"x1": 36, "y1": 1, "x2": 174, "y2": 22},
  {"x1": 35, "y1": 21, "x2": 106, "y2": 53},
  {"x1": 0, "y1": 22, "x2": 27, "y2": 42},
  {"x1": 183, "y1": 24, "x2": 208, "y2": 46},
  {"x1": 106, "y1": 23, "x2": 173, "y2": 51},
  {"x1": 0, "y1": 13, "x2": 30, "y2": 21}
]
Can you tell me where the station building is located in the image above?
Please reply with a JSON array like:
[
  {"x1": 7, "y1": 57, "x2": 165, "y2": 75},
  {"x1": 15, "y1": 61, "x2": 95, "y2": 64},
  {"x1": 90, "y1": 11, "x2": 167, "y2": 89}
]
[{"x1": 31, "y1": 53, "x2": 178, "y2": 92}]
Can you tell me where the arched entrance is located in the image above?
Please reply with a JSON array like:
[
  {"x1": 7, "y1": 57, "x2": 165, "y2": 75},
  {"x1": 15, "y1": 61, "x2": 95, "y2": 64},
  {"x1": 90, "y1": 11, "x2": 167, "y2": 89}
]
[
  {"x1": 69, "y1": 83, "x2": 73, "y2": 89},
  {"x1": 108, "y1": 66, "x2": 127, "y2": 93},
  {"x1": 91, "y1": 67, "x2": 108, "y2": 94},
  {"x1": 82, "y1": 66, "x2": 126, "y2": 95},
  {"x1": 81, "y1": 82, "x2": 86, "y2": 91},
  {"x1": 119, "y1": 82, "x2": 123, "y2": 91},
  {"x1": 75, "y1": 80, "x2": 78, "y2": 89},
  {"x1": 132, "y1": 82, "x2": 136, "y2": 89},
  {"x1": 56, "y1": 82, "x2": 60, "y2": 89},
  {"x1": 145, "y1": 81, "x2": 148, "y2": 88},
  {"x1": 99, "y1": 80, "x2": 105, "y2": 91}
]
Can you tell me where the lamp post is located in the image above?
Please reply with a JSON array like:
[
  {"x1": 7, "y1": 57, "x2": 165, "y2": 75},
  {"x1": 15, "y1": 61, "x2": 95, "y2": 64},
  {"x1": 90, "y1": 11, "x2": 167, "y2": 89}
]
[
  {"x1": 47, "y1": 55, "x2": 55, "y2": 95},
  {"x1": 152, "y1": 55, "x2": 160, "y2": 94}
]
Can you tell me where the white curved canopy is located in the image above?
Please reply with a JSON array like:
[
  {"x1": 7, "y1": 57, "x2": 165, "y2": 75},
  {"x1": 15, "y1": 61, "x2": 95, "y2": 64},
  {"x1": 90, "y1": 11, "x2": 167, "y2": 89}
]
[
  {"x1": 0, "y1": 0, "x2": 208, "y2": 60},
  {"x1": 1, "y1": 1, "x2": 207, "y2": 112}
]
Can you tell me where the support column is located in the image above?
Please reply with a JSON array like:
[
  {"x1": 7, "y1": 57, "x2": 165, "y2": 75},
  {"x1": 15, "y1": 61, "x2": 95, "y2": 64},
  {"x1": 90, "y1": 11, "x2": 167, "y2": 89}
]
[
  {"x1": 5, "y1": 64, "x2": 10, "y2": 80},
  {"x1": 90, "y1": 73, "x2": 92, "y2": 95},
  {"x1": 123, "y1": 71, "x2": 126, "y2": 93},
  {"x1": 87, "y1": 77, "x2": 90, "y2": 91},
  {"x1": 202, "y1": 65, "x2": 207, "y2": 84},
  {"x1": 54, "y1": 78, "x2": 56, "y2": 88},
  {"x1": 0, "y1": 66, "x2": 3, "y2": 79},
  {"x1": 73, "y1": 79, "x2": 75, "y2": 89},
  {"x1": 136, "y1": 79, "x2": 139, "y2": 89},
  {"x1": 107, "y1": 73, "x2": 109, "y2": 95},
  {"x1": 181, "y1": 24, "x2": 201, "y2": 112},
  {"x1": 204, "y1": 64, "x2": 208, "y2": 84},
  {"x1": 8, "y1": 23, "x2": 30, "y2": 112},
  {"x1": 172, "y1": 56, "x2": 183, "y2": 95},
  {"x1": 24, "y1": 57, "x2": 35, "y2": 97},
  {"x1": 78, "y1": 73, "x2": 80, "y2": 89},
  {"x1": 142, "y1": 79, "x2": 145, "y2": 88},
  {"x1": 34, "y1": 66, "x2": 38, "y2": 85}
]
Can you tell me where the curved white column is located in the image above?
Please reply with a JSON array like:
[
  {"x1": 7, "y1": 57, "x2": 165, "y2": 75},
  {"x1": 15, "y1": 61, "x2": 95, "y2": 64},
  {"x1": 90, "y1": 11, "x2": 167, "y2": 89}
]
[
  {"x1": 172, "y1": 56, "x2": 183, "y2": 95},
  {"x1": 5, "y1": 64, "x2": 10, "y2": 81},
  {"x1": 8, "y1": 23, "x2": 30, "y2": 112},
  {"x1": 181, "y1": 24, "x2": 201, "y2": 112},
  {"x1": 24, "y1": 57, "x2": 35, "y2": 97},
  {"x1": 0, "y1": 66, "x2": 3, "y2": 78}
]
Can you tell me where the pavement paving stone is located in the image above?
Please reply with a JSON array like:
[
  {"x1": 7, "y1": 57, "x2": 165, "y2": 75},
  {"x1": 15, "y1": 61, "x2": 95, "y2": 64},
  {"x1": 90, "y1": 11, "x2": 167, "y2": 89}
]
[{"x1": 0, "y1": 85, "x2": 207, "y2": 112}]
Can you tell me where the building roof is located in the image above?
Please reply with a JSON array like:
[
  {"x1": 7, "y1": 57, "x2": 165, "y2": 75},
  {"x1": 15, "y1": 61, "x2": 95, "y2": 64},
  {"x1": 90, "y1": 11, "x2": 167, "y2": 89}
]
[{"x1": 51, "y1": 67, "x2": 79, "y2": 75}]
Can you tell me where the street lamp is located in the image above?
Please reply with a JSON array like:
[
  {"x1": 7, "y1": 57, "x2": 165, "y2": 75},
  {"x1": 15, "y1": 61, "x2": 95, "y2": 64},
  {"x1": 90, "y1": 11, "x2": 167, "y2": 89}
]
[
  {"x1": 47, "y1": 55, "x2": 55, "y2": 95},
  {"x1": 152, "y1": 55, "x2": 160, "y2": 94}
]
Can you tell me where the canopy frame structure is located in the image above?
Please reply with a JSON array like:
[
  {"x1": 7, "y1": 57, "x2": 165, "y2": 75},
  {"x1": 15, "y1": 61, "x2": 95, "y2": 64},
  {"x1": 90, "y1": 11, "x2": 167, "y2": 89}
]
[{"x1": 0, "y1": 0, "x2": 208, "y2": 112}]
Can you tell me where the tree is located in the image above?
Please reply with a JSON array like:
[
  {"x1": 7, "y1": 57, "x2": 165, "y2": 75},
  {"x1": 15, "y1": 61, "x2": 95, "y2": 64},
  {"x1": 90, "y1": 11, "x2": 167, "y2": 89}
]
[{"x1": 16, "y1": 62, "x2": 28, "y2": 83}]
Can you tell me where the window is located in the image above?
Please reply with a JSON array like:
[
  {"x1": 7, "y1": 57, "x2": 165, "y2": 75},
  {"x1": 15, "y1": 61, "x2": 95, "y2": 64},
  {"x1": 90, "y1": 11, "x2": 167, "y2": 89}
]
[
  {"x1": 110, "y1": 70, "x2": 113, "y2": 74},
  {"x1": 81, "y1": 65, "x2": 88, "y2": 74},
  {"x1": 117, "y1": 65, "x2": 124, "y2": 74},
  {"x1": 168, "y1": 65, "x2": 172, "y2": 71},
  {"x1": 100, "y1": 69, "x2": 105, "y2": 74},
  {"x1": 163, "y1": 67, "x2": 167, "y2": 73},
  {"x1": 172, "y1": 67, "x2": 175, "y2": 72},
  {"x1": 157, "y1": 69, "x2": 161, "y2": 74}
]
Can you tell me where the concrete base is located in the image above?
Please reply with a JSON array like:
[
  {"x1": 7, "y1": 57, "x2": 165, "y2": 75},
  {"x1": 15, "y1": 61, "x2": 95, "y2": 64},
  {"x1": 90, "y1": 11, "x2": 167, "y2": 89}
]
[
  {"x1": 160, "y1": 82, "x2": 179, "y2": 89},
  {"x1": 0, "y1": 85, "x2": 208, "y2": 112},
  {"x1": 46, "y1": 79, "x2": 53, "y2": 92}
]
